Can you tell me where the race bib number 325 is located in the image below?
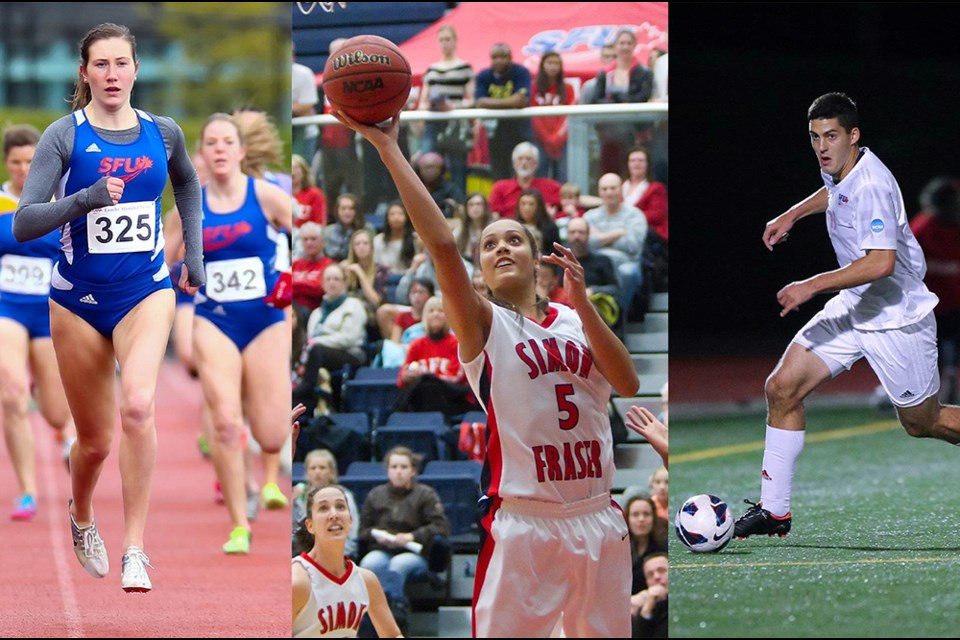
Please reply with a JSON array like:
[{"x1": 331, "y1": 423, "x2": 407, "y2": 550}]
[{"x1": 86, "y1": 201, "x2": 156, "y2": 254}]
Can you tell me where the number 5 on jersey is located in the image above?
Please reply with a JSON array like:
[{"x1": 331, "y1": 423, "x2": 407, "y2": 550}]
[{"x1": 556, "y1": 384, "x2": 580, "y2": 430}]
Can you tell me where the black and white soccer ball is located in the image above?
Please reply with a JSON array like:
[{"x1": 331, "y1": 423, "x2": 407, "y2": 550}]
[{"x1": 675, "y1": 494, "x2": 734, "y2": 553}]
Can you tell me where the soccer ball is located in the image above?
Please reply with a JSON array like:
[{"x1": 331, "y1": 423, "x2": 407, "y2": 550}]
[{"x1": 675, "y1": 494, "x2": 734, "y2": 553}]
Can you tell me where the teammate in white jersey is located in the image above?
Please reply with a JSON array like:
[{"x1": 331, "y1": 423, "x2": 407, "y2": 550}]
[
  {"x1": 735, "y1": 92, "x2": 960, "y2": 539},
  {"x1": 335, "y1": 111, "x2": 639, "y2": 638},
  {"x1": 292, "y1": 485, "x2": 401, "y2": 638}
]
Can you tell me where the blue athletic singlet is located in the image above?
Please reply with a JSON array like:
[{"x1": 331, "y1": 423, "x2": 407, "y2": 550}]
[
  {"x1": 0, "y1": 211, "x2": 61, "y2": 338},
  {"x1": 194, "y1": 176, "x2": 284, "y2": 351},
  {"x1": 49, "y1": 109, "x2": 172, "y2": 338}
]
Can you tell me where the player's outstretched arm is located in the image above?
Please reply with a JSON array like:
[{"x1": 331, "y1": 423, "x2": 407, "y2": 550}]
[
  {"x1": 543, "y1": 242, "x2": 639, "y2": 397},
  {"x1": 625, "y1": 406, "x2": 668, "y2": 467},
  {"x1": 763, "y1": 187, "x2": 829, "y2": 251},
  {"x1": 334, "y1": 112, "x2": 490, "y2": 359}
]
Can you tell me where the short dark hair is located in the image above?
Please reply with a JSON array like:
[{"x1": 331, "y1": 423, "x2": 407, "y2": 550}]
[
  {"x1": 3, "y1": 124, "x2": 40, "y2": 157},
  {"x1": 808, "y1": 92, "x2": 858, "y2": 132}
]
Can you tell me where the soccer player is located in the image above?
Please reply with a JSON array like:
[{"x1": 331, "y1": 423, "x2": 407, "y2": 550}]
[{"x1": 735, "y1": 92, "x2": 960, "y2": 538}]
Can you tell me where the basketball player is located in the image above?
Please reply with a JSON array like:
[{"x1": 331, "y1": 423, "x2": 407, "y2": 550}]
[
  {"x1": 292, "y1": 485, "x2": 402, "y2": 638},
  {"x1": 0, "y1": 124, "x2": 76, "y2": 521},
  {"x1": 13, "y1": 23, "x2": 204, "y2": 592},
  {"x1": 736, "y1": 92, "x2": 960, "y2": 538},
  {"x1": 336, "y1": 110, "x2": 638, "y2": 638}
]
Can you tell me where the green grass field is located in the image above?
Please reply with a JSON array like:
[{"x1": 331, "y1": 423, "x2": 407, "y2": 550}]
[{"x1": 670, "y1": 406, "x2": 960, "y2": 638}]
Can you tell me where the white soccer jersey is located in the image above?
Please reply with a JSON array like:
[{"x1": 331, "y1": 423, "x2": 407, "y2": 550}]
[
  {"x1": 462, "y1": 303, "x2": 615, "y2": 504},
  {"x1": 292, "y1": 554, "x2": 370, "y2": 638},
  {"x1": 821, "y1": 147, "x2": 938, "y2": 330}
]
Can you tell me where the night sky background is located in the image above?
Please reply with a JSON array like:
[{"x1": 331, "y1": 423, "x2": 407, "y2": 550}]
[{"x1": 669, "y1": 4, "x2": 960, "y2": 357}]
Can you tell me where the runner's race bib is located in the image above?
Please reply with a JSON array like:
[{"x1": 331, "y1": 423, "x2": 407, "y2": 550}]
[
  {"x1": 205, "y1": 257, "x2": 267, "y2": 303},
  {"x1": 0, "y1": 254, "x2": 53, "y2": 295},
  {"x1": 86, "y1": 201, "x2": 156, "y2": 254}
]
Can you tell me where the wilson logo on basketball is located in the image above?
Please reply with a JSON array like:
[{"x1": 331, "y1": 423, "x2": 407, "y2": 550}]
[
  {"x1": 341, "y1": 78, "x2": 385, "y2": 94},
  {"x1": 331, "y1": 50, "x2": 391, "y2": 70}
]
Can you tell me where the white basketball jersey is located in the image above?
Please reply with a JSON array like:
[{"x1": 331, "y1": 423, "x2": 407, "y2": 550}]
[
  {"x1": 292, "y1": 554, "x2": 370, "y2": 638},
  {"x1": 821, "y1": 147, "x2": 938, "y2": 330},
  {"x1": 462, "y1": 303, "x2": 615, "y2": 504}
]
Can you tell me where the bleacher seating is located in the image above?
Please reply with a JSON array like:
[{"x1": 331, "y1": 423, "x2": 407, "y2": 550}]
[
  {"x1": 417, "y1": 473, "x2": 481, "y2": 537},
  {"x1": 341, "y1": 367, "x2": 402, "y2": 426},
  {"x1": 423, "y1": 460, "x2": 482, "y2": 485}
]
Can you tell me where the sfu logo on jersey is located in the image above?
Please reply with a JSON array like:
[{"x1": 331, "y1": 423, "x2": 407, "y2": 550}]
[
  {"x1": 838, "y1": 193, "x2": 849, "y2": 205},
  {"x1": 98, "y1": 156, "x2": 154, "y2": 182},
  {"x1": 203, "y1": 221, "x2": 254, "y2": 251}
]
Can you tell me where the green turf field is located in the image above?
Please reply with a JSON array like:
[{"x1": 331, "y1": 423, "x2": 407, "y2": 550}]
[{"x1": 670, "y1": 406, "x2": 960, "y2": 638}]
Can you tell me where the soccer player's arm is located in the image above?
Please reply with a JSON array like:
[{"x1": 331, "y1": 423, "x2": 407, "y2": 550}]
[{"x1": 763, "y1": 187, "x2": 829, "y2": 250}]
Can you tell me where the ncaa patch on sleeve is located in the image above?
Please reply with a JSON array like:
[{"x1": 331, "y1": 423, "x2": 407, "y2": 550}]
[{"x1": 870, "y1": 219, "x2": 885, "y2": 233}]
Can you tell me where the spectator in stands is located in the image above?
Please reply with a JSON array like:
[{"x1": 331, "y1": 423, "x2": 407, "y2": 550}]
[
  {"x1": 292, "y1": 153, "x2": 327, "y2": 227},
  {"x1": 625, "y1": 495, "x2": 667, "y2": 598},
  {"x1": 558, "y1": 182, "x2": 586, "y2": 221},
  {"x1": 452, "y1": 192, "x2": 494, "y2": 264},
  {"x1": 342, "y1": 227, "x2": 389, "y2": 318},
  {"x1": 623, "y1": 146, "x2": 668, "y2": 242},
  {"x1": 648, "y1": 466, "x2": 669, "y2": 533},
  {"x1": 395, "y1": 296, "x2": 476, "y2": 420},
  {"x1": 292, "y1": 221, "x2": 335, "y2": 329},
  {"x1": 564, "y1": 217, "x2": 621, "y2": 329},
  {"x1": 488, "y1": 142, "x2": 561, "y2": 218},
  {"x1": 580, "y1": 44, "x2": 616, "y2": 105},
  {"x1": 633, "y1": 552, "x2": 668, "y2": 638},
  {"x1": 516, "y1": 188, "x2": 561, "y2": 255},
  {"x1": 532, "y1": 52, "x2": 575, "y2": 182},
  {"x1": 292, "y1": 448, "x2": 359, "y2": 559},
  {"x1": 374, "y1": 199, "x2": 417, "y2": 279},
  {"x1": 475, "y1": 42, "x2": 533, "y2": 181},
  {"x1": 536, "y1": 261, "x2": 571, "y2": 308},
  {"x1": 648, "y1": 45, "x2": 668, "y2": 102},
  {"x1": 416, "y1": 24, "x2": 474, "y2": 194},
  {"x1": 375, "y1": 277, "x2": 435, "y2": 368},
  {"x1": 324, "y1": 193, "x2": 372, "y2": 262},
  {"x1": 295, "y1": 264, "x2": 368, "y2": 413},
  {"x1": 414, "y1": 151, "x2": 463, "y2": 218},
  {"x1": 586, "y1": 28, "x2": 653, "y2": 174},
  {"x1": 910, "y1": 176, "x2": 960, "y2": 404},
  {"x1": 292, "y1": 42, "x2": 319, "y2": 164},
  {"x1": 318, "y1": 37, "x2": 360, "y2": 199},
  {"x1": 359, "y1": 446, "x2": 450, "y2": 632},
  {"x1": 584, "y1": 173, "x2": 647, "y2": 320}
]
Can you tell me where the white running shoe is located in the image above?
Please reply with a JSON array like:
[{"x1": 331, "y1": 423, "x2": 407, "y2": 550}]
[
  {"x1": 121, "y1": 546, "x2": 154, "y2": 593},
  {"x1": 69, "y1": 499, "x2": 109, "y2": 578}
]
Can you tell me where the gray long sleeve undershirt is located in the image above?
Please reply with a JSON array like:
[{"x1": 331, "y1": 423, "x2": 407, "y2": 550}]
[{"x1": 13, "y1": 112, "x2": 205, "y2": 286}]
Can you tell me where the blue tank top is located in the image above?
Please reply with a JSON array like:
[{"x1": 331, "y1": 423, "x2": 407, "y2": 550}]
[
  {"x1": 59, "y1": 109, "x2": 168, "y2": 284},
  {"x1": 198, "y1": 176, "x2": 279, "y2": 305},
  {"x1": 0, "y1": 212, "x2": 61, "y2": 304}
]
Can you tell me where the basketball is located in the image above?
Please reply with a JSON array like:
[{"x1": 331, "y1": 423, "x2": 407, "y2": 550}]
[{"x1": 322, "y1": 35, "x2": 412, "y2": 125}]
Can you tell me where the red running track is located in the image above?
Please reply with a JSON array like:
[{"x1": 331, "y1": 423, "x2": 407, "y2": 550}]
[{"x1": 0, "y1": 360, "x2": 290, "y2": 638}]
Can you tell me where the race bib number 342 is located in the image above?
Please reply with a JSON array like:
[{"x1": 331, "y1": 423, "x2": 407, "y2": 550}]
[
  {"x1": 205, "y1": 257, "x2": 267, "y2": 303},
  {"x1": 86, "y1": 201, "x2": 156, "y2": 254}
]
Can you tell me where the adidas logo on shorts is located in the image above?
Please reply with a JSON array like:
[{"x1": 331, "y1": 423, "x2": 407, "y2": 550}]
[
  {"x1": 79, "y1": 294, "x2": 98, "y2": 305},
  {"x1": 85, "y1": 143, "x2": 102, "y2": 153},
  {"x1": 899, "y1": 390, "x2": 915, "y2": 399}
]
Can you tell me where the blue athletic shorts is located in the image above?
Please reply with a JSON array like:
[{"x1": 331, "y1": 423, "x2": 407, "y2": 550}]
[{"x1": 0, "y1": 299, "x2": 51, "y2": 339}]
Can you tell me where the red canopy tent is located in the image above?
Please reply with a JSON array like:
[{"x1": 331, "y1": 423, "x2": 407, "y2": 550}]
[{"x1": 397, "y1": 2, "x2": 668, "y2": 91}]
